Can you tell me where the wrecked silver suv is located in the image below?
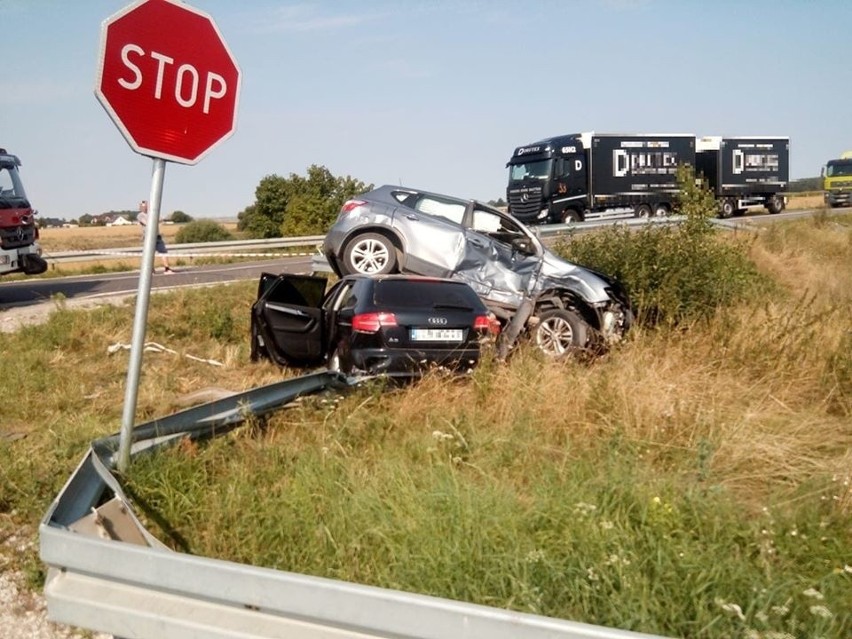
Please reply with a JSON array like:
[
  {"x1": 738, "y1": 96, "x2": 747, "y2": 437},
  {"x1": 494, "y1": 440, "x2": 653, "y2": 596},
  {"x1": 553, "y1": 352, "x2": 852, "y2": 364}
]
[{"x1": 323, "y1": 185, "x2": 632, "y2": 355}]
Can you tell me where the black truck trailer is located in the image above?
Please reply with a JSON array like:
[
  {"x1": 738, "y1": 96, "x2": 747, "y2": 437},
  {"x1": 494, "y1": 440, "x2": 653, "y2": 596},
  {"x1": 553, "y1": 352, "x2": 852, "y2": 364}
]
[
  {"x1": 695, "y1": 136, "x2": 789, "y2": 217},
  {"x1": 506, "y1": 132, "x2": 696, "y2": 224}
]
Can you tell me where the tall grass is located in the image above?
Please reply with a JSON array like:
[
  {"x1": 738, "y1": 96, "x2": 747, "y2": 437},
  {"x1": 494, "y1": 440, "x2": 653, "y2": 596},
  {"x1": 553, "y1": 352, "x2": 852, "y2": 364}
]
[
  {"x1": 554, "y1": 165, "x2": 775, "y2": 327},
  {"x1": 124, "y1": 329, "x2": 850, "y2": 637},
  {"x1": 2, "y1": 215, "x2": 850, "y2": 637}
]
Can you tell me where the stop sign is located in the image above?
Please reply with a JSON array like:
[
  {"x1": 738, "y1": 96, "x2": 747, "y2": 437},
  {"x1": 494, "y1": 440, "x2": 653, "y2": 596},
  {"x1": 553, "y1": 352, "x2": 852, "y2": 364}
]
[{"x1": 95, "y1": 0, "x2": 241, "y2": 165}]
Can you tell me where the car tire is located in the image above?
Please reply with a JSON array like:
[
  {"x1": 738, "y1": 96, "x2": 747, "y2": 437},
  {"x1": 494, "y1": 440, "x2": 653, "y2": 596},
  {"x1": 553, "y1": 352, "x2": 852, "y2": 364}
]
[
  {"x1": 634, "y1": 204, "x2": 652, "y2": 219},
  {"x1": 533, "y1": 308, "x2": 588, "y2": 356},
  {"x1": 653, "y1": 203, "x2": 669, "y2": 217},
  {"x1": 343, "y1": 233, "x2": 398, "y2": 275}
]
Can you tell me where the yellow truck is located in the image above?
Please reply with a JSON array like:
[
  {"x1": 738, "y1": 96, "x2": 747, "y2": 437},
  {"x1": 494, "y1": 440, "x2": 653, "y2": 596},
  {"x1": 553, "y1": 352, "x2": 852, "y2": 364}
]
[{"x1": 822, "y1": 151, "x2": 852, "y2": 208}]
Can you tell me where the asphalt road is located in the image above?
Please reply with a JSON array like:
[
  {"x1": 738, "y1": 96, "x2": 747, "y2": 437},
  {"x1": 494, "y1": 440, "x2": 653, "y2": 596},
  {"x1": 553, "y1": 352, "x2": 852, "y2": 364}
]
[{"x1": 0, "y1": 255, "x2": 316, "y2": 311}]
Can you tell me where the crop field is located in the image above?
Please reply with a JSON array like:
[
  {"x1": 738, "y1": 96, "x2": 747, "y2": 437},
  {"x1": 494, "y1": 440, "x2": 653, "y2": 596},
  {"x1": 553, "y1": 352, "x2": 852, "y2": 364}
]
[
  {"x1": 38, "y1": 220, "x2": 240, "y2": 250},
  {"x1": 31, "y1": 220, "x2": 242, "y2": 275},
  {"x1": 1, "y1": 212, "x2": 850, "y2": 638}
]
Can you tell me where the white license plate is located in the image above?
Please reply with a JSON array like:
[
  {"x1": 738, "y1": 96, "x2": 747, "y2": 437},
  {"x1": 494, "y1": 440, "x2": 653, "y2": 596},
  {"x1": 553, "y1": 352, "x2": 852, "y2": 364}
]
[{"x1": 410, "y1": 328, "x2": 464, "y2": 342}]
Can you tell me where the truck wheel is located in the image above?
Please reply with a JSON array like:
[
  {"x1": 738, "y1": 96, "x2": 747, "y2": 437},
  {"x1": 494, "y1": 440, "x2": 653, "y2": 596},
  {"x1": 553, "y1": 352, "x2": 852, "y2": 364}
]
[
  {"x1": 533, "y1": 308, "x2": 588, "y2": 356},
  {"x1": 343, "y1": 233, "x2": 398, "y2": 275},
  {"x1": 634, "y1": 204, "x2": 652, "y2": 219},
  {"x1": 561, "y1": 209, "x2": 581, "y2": 223},
  {"x1": 719, "y1": 198, "x2": 736, "y2": 218},
  {"x1": 766, "y1": 195, "x2": 785, "y2": 214},
  {"x1": 653, "y1": 203, "x2": 669, "y2": 217}
]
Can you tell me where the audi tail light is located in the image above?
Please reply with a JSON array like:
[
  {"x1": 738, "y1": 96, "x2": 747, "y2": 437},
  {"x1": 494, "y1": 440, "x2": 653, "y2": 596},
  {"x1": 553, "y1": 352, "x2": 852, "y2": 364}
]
[
  {"x1": 353, "y1": 312, "x2": 398, "y2": 333},
  {"x1": 474, "y1": 314, "x2": 501, "y2": 335}
]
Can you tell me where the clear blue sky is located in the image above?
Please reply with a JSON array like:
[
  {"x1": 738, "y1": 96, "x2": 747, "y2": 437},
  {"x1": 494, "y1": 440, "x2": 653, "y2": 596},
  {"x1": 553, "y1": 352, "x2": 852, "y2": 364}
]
[{"x1": 3, "y1": 0, "x2": 850, "y2": 220}]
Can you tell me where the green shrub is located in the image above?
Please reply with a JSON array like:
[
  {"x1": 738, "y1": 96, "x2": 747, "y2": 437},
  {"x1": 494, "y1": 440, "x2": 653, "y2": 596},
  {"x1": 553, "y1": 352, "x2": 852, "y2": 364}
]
[
  {"x1": 175, "y1": 220, "x2": 233, "y2": 244},
  {"x1": 554, "y1": 165, "x2": 773, "y2": 326}
]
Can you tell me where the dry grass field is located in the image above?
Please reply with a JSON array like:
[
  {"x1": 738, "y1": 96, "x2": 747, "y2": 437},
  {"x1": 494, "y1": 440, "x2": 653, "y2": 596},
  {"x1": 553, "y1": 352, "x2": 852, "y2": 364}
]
[
  {"x1": 786, "y1": 192, "x2": 824, "y2": 210},
  {"x1": 33, "y1": 221, "x2": 241, "y2": 275},
  {"x1": 37, "y1": 221, "x2": 239, "y2": 252}
]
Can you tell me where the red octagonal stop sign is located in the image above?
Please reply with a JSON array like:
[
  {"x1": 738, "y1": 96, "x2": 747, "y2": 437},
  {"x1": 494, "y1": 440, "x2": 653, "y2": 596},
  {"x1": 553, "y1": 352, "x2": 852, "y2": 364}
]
[{"x1": 95, "y1": 0, "x2": 241, "y2": 165}]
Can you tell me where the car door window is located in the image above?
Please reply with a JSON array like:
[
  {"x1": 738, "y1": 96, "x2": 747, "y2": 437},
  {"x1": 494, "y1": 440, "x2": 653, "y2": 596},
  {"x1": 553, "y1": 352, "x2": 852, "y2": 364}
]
[
  {"x1": 414, "y1": 196, "x2": 466, "y2": 225},
  {"x1": 256, "y1": 275, "x2": 327, "y2": 365},
  {"x1": 470, "y1": 207, "x2": 526, "y2": 246},
  {"x1": 265, "y1": 275, "x2": 327, "y2": 307}
]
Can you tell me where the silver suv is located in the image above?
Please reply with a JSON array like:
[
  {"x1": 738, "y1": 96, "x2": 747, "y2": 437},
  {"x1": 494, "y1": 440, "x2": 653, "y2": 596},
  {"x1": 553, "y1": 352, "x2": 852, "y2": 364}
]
[{"x1": 323, "y1": 185, "x2": 632, "y2": 355}]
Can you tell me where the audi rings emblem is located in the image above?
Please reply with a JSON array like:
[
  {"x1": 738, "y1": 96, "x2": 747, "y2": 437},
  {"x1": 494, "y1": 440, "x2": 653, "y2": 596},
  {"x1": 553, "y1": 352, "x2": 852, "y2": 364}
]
[{"x1": 428, "y1": 317, "x2": 448, "y2": 325}]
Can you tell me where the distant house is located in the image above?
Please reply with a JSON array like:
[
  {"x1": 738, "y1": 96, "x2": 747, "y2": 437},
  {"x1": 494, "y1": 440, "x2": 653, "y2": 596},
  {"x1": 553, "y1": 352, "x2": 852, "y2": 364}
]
[{"x1": 107, "y1": 215, "x2": 133, "y2": 226}]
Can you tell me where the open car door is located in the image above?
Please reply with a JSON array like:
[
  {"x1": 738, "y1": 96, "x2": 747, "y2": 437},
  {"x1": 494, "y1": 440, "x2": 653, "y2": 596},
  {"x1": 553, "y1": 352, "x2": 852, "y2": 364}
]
[{"x1": 251, "y1": 274, "x2": 328, "y2": 367}]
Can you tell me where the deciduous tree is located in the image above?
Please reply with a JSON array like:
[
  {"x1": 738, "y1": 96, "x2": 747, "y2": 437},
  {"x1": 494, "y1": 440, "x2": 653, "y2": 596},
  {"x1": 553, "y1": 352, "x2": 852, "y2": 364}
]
[{"x1": 238, "y1": 166, "x2": 370, "y2": 238}]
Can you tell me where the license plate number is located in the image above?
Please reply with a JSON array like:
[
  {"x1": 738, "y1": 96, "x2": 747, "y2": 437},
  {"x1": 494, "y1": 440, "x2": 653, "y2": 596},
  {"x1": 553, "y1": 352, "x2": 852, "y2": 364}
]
[{"x1": 410, "y1": 328, "x2": 463, "y2": 342}]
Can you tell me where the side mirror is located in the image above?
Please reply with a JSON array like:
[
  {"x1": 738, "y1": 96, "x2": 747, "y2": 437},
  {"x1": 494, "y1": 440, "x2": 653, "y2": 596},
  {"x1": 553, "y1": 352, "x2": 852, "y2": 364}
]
[{"x1": 820, "y1": 166, "x2": 825, "y2": 178}]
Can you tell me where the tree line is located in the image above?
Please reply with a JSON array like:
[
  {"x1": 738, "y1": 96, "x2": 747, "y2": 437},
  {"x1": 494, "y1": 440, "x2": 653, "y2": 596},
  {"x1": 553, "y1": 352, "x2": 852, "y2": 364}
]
[
  {"x1": 39, "y1": 210, "x2": 194, "y2": 228},
  {"x1": 237, "y1": 165, "x2": 370, "y2": 238}
]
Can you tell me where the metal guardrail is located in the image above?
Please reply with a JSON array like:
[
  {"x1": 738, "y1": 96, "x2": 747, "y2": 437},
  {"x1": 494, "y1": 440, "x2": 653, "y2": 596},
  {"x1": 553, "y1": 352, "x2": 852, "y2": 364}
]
[
  {"x1": 42, "y1": 219, "x2": 689, "y2": 266},
  {"x1": 40, "y1": 372, "x2": 670, "y2": 639},
  {"x1": 43, "y1": 235, "x2": 327, "y2": 264}
]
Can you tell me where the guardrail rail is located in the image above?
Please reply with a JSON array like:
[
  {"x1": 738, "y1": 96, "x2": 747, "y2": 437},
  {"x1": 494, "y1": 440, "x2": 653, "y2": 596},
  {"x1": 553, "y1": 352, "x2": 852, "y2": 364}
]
[{"x1": 40, "y1": 372, "x2": 670, "y2": 639}]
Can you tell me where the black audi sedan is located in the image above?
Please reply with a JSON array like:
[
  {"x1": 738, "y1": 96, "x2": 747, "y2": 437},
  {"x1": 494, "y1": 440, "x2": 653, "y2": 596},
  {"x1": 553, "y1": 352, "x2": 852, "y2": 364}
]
[{"x1": 250, "y1": 273, "x2": 500, "y2": 375}]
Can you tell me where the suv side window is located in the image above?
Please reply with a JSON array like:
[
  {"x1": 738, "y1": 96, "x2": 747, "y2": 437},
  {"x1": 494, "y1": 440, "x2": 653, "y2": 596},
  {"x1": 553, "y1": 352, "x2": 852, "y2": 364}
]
[
  {"x1": 413, "y1": 196, "x2": 466, "y2": 225},
  {"x1": 470, "y1": 207, "x2": 525, "y2": 245}
]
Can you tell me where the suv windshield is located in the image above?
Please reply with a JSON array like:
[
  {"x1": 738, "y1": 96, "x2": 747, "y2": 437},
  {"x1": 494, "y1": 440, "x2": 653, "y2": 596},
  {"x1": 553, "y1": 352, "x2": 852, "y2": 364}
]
[
  {"x1": 509, "y1": 159, "x2": 552, "y2": 181},
  {"x1": 826, "y1": 160, "x2": 852, "y2": 178},
  {"x1": 374, "y1": 280, "x2": 481, "y2": 309}
]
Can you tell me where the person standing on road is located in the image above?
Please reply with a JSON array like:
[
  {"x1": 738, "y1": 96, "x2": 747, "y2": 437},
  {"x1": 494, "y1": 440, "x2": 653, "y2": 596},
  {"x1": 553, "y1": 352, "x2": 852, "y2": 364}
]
[{"x1": 137, "y1": 200, "x2": 174, "y2": 274}]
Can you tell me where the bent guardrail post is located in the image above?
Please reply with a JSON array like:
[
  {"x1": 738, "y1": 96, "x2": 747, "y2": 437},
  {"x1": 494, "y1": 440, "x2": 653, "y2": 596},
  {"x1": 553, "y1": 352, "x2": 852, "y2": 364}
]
[{"x1": 41, "y1": 371, "x2": 670, "y2": 639}]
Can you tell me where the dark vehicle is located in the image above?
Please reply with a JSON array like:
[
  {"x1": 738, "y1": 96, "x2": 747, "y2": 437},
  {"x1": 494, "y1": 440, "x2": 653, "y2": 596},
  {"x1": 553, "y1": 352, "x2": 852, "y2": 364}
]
[
  {"x1": 696, "y1": 136, "x2": 789, "y2": 217},
  {"x1": 322, "y1": 185, "x2": 632, "y2": 356},
  {"x1": 0, "y1": 147, "x2": 47, "y2": 277},
  {"x1": 251, "y1": 273, "x2": 498, "y2": 375},
  {"x1": 506, "y1": 132, "x2": 695, "y2": 224}
]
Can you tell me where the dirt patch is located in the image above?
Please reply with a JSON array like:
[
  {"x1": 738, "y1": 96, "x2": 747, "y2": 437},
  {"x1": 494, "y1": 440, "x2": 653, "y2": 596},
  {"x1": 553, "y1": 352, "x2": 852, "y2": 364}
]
[
  {"x1": 0, "y1": 294, "x2": 134, "y2": 334},
  {"x1": 1, "y1": 530, "x2": 109, "y2": 639}
]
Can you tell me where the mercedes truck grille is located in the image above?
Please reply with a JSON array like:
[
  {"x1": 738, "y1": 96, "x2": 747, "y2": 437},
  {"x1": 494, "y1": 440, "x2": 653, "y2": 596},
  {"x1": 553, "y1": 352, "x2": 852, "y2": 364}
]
[
  {"x1": 508, "y1": 186, "x2": 543, "y2": 218},
  {"x1": 0, "y1": 225, "x2": 36, "y2": 249}
]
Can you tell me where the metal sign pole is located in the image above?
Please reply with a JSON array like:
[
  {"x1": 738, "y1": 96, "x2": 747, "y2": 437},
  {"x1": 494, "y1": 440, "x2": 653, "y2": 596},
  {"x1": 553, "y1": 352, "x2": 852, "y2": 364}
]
[{"x1": 117, "y1": 157, "x2": 166, "y2": 473}]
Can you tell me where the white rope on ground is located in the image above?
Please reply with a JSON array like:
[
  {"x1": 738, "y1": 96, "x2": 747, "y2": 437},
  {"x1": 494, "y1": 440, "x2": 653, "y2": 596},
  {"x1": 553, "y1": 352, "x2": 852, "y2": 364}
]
[
  {"x1": 72, "y1": 250, "x2": 322, "y2": 258},
  {"x1": 107, "y1": 341, "x2": 223, "y2": 367}
]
